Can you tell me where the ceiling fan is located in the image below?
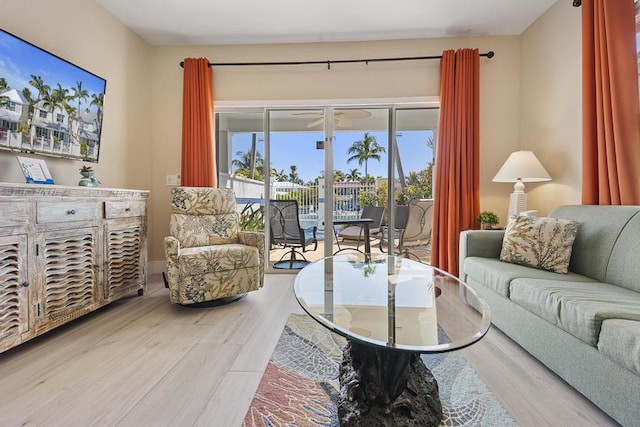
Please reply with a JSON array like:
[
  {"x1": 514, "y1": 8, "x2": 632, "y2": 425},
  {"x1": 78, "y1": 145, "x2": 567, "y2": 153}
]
[{"x1": 294, "y1": 109, "x2": 372, "y2": 128}]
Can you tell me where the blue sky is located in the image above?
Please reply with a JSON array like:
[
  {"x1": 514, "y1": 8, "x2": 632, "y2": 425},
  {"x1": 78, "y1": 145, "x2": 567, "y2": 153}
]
[
  {"x1": 0, "y1": 30, "x2": 106, "y2": 111},
  {"x1": 232, "y1": 130, "x2": 434, "y2": 183}
]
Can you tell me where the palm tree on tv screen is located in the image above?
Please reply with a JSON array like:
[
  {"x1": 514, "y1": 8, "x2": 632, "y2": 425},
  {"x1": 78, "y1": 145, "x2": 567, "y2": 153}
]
[
  {"x1": 72, "y1": 81, "x2": 89, "y2": 118},
  {"x1": 29, "y1": 75, "x2": 49, "y2": 104},
  {"x1": 91, "y1": 92, "x2": 104, "y2": 130}
]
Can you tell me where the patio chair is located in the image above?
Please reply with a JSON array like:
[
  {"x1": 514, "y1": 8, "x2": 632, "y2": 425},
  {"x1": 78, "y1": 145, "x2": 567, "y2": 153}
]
[
  {"x1": 379, "y1": 199, "x2": 433, "y2": 262},
  {"x1": 334, "y1": 205, "x2": 385, "y2": 252},
  {"x1": 269, "y1": 199, "x2": 318, "y2": 269},
  {"x1": 164, "y1": 187, "x2": 265, "y2": 306}
]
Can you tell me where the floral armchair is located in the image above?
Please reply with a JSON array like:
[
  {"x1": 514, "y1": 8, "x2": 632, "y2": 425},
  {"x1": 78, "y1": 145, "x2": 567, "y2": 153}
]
[{"x1": 164, "y1": 187, "x2": 264, "y2": 305}]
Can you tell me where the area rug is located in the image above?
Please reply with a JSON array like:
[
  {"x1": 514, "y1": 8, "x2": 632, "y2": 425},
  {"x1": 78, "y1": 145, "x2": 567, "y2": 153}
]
[{"x1": 243, "y1": 314, "x2": 518, "y2": 427}]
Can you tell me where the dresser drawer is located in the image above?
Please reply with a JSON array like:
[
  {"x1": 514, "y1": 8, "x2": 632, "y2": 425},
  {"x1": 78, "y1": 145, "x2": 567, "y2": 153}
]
[
  {"x1": 37, "y1": 202, "x2": 101, "y2": 223},
  {"x1": 104, "y1": 201, "x2": 146, "y2": 218},
  {"x1": 0, "y1": 202, "x2": 30, "y2": 226}
]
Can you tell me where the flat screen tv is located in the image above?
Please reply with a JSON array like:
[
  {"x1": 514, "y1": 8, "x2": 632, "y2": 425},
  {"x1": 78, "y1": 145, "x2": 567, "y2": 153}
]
[{"x1": 0, "y1": 28, "x2": 106, "y2": 162}]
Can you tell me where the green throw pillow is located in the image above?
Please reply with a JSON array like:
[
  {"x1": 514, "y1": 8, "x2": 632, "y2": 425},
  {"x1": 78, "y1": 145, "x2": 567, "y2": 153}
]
[{"x1": 500, "y1": 216, "x2": 580, "y2": 273}]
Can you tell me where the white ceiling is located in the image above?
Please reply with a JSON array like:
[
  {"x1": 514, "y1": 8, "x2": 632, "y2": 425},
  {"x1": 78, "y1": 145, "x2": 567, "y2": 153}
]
[{"x1": 97, "y1": 0, "x2": 557, "y2": 46}]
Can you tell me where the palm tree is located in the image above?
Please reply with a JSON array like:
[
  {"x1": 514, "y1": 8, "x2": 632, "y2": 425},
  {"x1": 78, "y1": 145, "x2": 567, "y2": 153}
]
[
  {"x1": 41, "y1": 90, "x2": 64, "y2": 148},
  {"x1": 347, "y1": 132, "x2": 386, "y2": 181},
  {"x1": 29, "y1": 75, "x2": 50, "y2": 142},
  {"x1": 29, "y1": 75, "x2": 49, "y2": 103},
  {"x1": 289, "y1": 165, "x2": 303, "y2": 185},
  {"x1": 333, "y1": 170, "x2": 346, "y2": 182},
  {"x1": 0, "y1": 79, "x2": 14, "y2": 116},
  {"x1": 232, "y1": 149, "x2": 264, "y2": 179},
  {"x1": 21, "y1": 88, "x2": 35, "y2": 118},
  {"x1": 90, "y1": 92, "x2": 104, "y2": 130},
  {"x1": 271, "y1": 168, "x2": 288, "y2": 182},
  {"x1": 346, "y1": 168, "x2": 361, "y2": 182},
  {"x1": 72, "y1": 81, "x2": 89, "y2": 118},
  {"x1": 63, "y1": 103, "x2": 77, "y2": 145},
  {"x1": 43, "y1": 84, "x2": 71, "y2": 149}
]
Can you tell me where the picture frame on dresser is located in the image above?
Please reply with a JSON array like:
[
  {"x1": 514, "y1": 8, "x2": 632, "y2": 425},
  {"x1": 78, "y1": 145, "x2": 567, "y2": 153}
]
[{"x1": 17, "y1": 156, "x2": 55, "y2": 184}]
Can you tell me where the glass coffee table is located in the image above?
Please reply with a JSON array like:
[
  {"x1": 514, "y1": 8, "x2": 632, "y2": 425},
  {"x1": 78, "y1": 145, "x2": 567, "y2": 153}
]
[{"x1": 293, "y1": 253, "x2": 491, "y2": 427}]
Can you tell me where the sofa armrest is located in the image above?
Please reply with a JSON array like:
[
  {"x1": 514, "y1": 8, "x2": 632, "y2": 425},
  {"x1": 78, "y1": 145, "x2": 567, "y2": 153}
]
[{"x1": 459, "y1": 230, "x2": 504, "y2": 279}]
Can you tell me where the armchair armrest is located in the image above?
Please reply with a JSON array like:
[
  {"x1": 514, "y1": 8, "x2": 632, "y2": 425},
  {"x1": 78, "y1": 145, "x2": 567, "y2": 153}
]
[
  {"x1": 459, "y1": 230, "x2": 504, "y2": 279},
  {"x1": 238, "y1": 231, "x2": 265, "y2": 260},
  {"x1": 239, "y1": 231, "x2": 265, "y2": 287},
  {"x1": 378, "y1": 226, "x2": 404, "y2": 253},
  {"x1": 301, "y1": 226, "x2": 318, "y2": 251},
  {"x1": 305, "y1": 224, "x2": 317, "y2": 239},
  {"x1": 164, "y1": 236, "x2": 181, "y2": 261}
]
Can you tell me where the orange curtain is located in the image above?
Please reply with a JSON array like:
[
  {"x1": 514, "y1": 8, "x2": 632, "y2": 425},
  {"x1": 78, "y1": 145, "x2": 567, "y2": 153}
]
[
  {"x1": 430, "y1": 49, "x2": 480, "y2": 276},
  {"x1": 181, "y1": 57, "x2": 216, "y2": 187},
  {"x1": 582, "y1": 0, "x2": 640, "y2": 205}
]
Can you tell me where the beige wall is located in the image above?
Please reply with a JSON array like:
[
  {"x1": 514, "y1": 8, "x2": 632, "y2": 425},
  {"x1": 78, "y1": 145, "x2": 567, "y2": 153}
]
[
  {"x1": 520, "y1": 0, "x2": 582, "y2": 215},
  {"x1": 149, "y1": 37, "x2": 522, "y2": 261},
  {"x1": 0, "y1": 0, "x2": 152, "y2": 191}
]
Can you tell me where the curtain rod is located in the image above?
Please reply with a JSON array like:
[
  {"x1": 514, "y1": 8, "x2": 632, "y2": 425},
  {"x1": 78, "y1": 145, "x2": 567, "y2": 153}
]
[{"x1": 179, "y1": 50, "x2": 495, "y2": 70}]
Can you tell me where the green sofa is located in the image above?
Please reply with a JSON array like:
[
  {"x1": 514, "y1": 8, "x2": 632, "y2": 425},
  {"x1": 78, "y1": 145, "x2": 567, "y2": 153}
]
[{"x1": 459, "y1": 205, "x2": 640, "y2": 427}]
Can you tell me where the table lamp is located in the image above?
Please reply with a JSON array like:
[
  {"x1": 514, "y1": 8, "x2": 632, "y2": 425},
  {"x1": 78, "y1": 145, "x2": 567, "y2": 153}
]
[{"x1": 493, "y1": 150, "x2": 551, "y2": 218}]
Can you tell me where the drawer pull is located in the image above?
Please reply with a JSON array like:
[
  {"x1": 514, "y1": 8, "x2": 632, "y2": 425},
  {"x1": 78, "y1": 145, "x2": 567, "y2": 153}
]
[
  {"x1": 66, "y1": 209, "x2": 76, "y2": 215},
  {"x1": 21, "y1": 281, "x2": 29, "y2": 288},
  {"x1": 125, "y1": 207, "x2": 131, "y2": 212}
]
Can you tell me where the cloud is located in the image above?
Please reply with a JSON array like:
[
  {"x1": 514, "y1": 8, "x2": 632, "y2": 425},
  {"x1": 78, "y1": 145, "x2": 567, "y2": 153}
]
[{"x1": 0, "y1": 57, "x2": 30, "y2": 93}]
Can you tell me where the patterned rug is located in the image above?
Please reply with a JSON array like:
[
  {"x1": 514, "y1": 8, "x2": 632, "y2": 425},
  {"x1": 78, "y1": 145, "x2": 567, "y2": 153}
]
[{"x1": 243, "y1": 314, "x2": 518, "y2": 427}]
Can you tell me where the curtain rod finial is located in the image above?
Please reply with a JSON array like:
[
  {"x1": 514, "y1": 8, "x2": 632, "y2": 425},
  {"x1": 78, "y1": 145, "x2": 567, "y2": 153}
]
[
  {"x1": 573, "y1": 0, "x2": 581, "y2": 7},
  {"x1": 487, "y1": 51, "x2": 495, "y2": 59}
]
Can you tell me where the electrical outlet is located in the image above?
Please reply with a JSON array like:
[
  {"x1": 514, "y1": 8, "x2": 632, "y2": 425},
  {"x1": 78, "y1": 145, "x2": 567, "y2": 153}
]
[{"x1": 176, "y1": 174, "x2": 181, "y2": 186}]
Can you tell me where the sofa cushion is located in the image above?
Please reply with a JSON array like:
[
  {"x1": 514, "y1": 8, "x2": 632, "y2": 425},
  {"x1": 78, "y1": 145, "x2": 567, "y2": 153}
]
[
  {"x1": 549, "y1": 205, "x2": 640, "y2": 282},
  {"x1": 462, "y1": 257, "x2": 595, "y2": 298},
  {"x1": 510, "y1": 279, "x2": 640, "y2": 346},
  {"x1": 598, "y1": 319, "x2": 640, "y2": 375},
  {"x1": 178, "y1": 244, "x2": 260, "y2": 277},
  {"x1": 500, "y1": 216, "x2": 580, "y2": 273}
]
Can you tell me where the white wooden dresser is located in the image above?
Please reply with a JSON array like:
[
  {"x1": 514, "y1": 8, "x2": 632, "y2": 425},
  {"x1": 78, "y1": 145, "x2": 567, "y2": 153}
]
[{"x1": 0, "y1": 183, "x2": 149, "y2": 353}]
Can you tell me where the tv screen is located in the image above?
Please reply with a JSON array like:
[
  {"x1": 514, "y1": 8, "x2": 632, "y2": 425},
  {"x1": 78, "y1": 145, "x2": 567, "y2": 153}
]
[{"x1": 0, "y1": 28, "x2": 106, "y2": 162}]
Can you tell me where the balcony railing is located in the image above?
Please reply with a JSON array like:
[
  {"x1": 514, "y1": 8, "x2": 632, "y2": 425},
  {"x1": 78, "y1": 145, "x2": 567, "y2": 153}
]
[{"x1": 273, "y1": 182, "x2": 379, "y2": 219}]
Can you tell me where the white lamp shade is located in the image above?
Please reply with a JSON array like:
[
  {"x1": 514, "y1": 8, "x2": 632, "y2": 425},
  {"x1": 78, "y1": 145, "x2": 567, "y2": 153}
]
[{"x1": 493, "y1": 150, "x2": 552, "y2": 183}]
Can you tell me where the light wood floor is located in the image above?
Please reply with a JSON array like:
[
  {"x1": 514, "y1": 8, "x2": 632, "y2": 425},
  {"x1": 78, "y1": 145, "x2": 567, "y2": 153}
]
[{"x1": 0, "y1": 273, "x2": 619, "y2": 426}]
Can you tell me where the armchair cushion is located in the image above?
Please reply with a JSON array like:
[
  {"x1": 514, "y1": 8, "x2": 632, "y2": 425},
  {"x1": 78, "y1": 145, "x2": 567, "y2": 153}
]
[
  {"x1": 170, "y1": 188, "x2": 240, "y2": 248},
  {"x1": 178, "y1": 244, "x2": 260, "y2": 276}
]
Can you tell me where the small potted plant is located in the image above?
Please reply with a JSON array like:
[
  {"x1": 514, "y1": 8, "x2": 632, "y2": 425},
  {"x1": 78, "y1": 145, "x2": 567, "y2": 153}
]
[
  {"x1": 80, "y1": 165, "x2": 94, "y2": 177},
  {"x1": 477, "y1": 211, "x2": 500, "y2": 230},
  {"x1": 79, "y1": 165, "x2": 99, "y2": 187}
]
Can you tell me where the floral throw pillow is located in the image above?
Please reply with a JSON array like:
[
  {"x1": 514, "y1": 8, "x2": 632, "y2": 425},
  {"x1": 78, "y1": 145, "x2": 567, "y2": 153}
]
[{"x1": 500, "y1": 216, "x2": 580, "y2": 273}]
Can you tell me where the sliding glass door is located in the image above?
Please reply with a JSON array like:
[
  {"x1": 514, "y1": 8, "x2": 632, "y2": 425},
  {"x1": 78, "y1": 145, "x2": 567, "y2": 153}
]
[{"x1": 215, "y1": 103, "x2": 438, "y2": 272}]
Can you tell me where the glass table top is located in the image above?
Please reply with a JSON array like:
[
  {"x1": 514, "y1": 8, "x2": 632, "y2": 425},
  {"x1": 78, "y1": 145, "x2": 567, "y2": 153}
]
[{"x1": 293, "y1": 254, "x2": 491, "y2": 353}]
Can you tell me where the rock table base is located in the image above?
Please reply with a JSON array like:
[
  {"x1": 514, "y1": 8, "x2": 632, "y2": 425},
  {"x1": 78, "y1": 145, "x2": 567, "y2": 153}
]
[{"x1": 338, "y1": 340, "x2": 442, "y2": 426}]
